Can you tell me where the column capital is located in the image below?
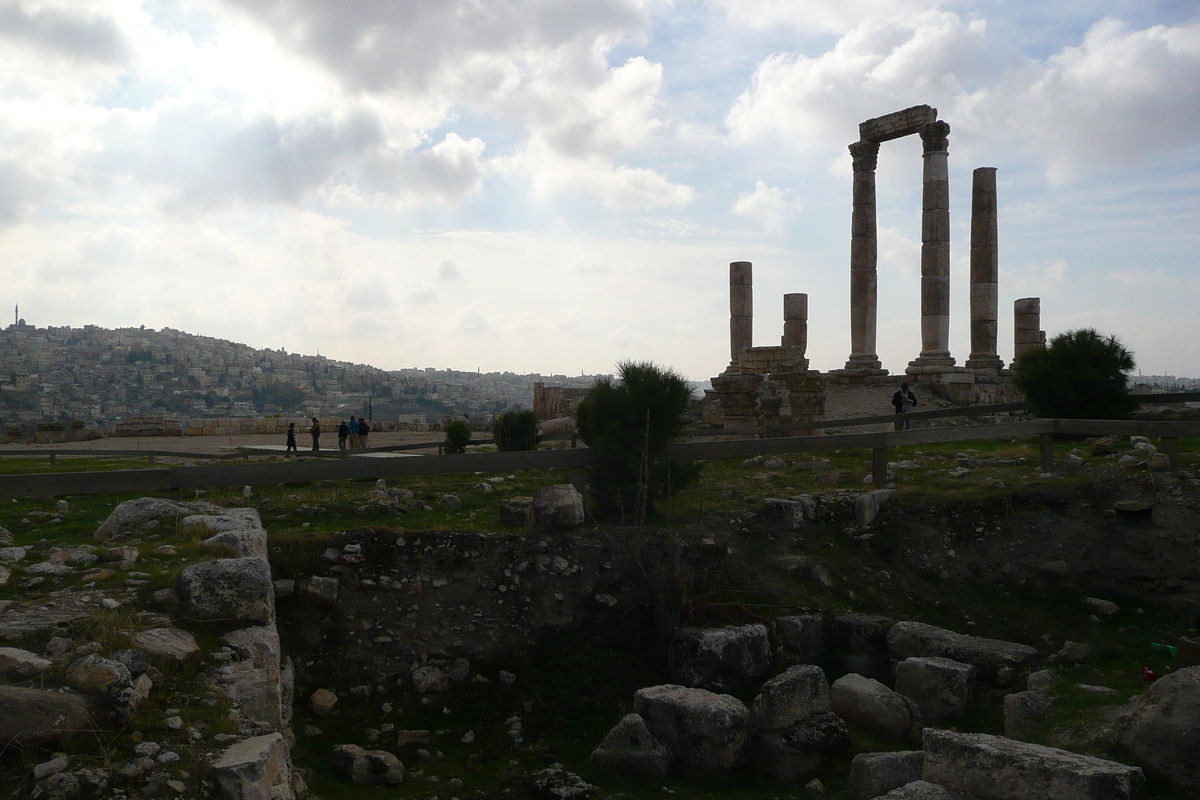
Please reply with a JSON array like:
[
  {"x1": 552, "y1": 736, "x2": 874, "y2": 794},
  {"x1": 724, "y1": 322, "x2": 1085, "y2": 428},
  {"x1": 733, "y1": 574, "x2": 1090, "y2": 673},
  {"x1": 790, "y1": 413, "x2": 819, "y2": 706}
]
[
  {"x1": 920, "y1": 120, "x2": 950, "y2": 154},
  {"x1": 849, "y1": 140, "x2": 880, "y2": 172}
]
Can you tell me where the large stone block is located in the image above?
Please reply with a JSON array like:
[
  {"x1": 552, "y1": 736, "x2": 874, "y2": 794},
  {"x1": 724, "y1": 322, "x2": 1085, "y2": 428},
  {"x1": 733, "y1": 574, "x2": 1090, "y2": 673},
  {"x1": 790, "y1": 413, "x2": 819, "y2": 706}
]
[
  {"x1": 750, "y1": 664, "x2": 830, "y2": 731},
  {"x1": 887, "y1": 622, "x2": 1035, "y2": 684},
  {"x1": 177, "y1": 556, "x2": 274, "y2": 625},
  {"x1": 634, "y1": 684, "x2": 749, "y2": 778},
  {"x1": 531, "y1": 485, "x2": 584, "y2": 529},
  {"x1": 831, "y1": 674, "x2": 922, "y2": 744},
  {"x1": 847, "y1": 750, "x2": 925, "y2": 800},
  {"x1": 0, "y1": 646, "x2": 52, "y2": 677},
  {"x1": 0, "y1": 686, "x2": 92, "y2": 746},
  {"x1": 220, "y1": 626, "x2": 284, "y2": 733},
  {"x1": 668, "y1": 624, "x2": 772, "y2": 692},
  {"x1": 213, "y1": 732, "x2": 293, "y2": 800},
  {"x1": 131, "y1": 628, "x2": 200, "y2": 662},
  {"x1": 1118, "y1": 665, "x2": 1200, "y2": 792},
  {"x1": 895, "y1": 657, "x2": 975, "y2": 723},
  {"x1": 922, "y1": 729, "x2": 1144, "y2": 800},
  {"x1": 94, "y1": 497, "x2": 220, "y2": 543},
  {"x1": 879, "y1": 781, "x2": 972, "y2": 799},
  {"x1": 589, "y1": 713, "x2": 672, "y2": 780}
]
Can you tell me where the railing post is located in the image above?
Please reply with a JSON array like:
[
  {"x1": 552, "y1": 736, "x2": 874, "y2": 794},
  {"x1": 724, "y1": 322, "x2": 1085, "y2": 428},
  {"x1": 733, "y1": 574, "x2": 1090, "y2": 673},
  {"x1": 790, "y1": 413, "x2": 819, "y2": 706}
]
[
  {"x1": 148, "y1": 454, "x2": 155, "y2": 464},
  {"x1": 1039, "y1": 432, "x2": 1054, "y2": 472},
  {"x1": 872, "y1": 443, "x2": 889, "y2": 488},
  {"x1": 1163, "y1": 437, "x2": 1180, "y2": 470},
  {"x1": 49, "y1": 453, "x2": 56, "y2": 466},
  {"x1": 568, "y1": 465, "x2": 587, "y2": 499}
]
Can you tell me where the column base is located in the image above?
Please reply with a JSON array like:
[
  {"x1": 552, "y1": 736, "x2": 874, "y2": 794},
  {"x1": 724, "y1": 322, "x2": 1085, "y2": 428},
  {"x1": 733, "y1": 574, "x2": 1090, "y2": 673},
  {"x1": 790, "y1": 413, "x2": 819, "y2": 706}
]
[
  {"x1": 837, "y1": 355, "x2": 887, "y2": 377},
  {"x1": 907, "y1": 352, "x2": 956, "y2": 374},
  {"x1": 965, "y1": 354, "x2": 1005, "y2": 372}
]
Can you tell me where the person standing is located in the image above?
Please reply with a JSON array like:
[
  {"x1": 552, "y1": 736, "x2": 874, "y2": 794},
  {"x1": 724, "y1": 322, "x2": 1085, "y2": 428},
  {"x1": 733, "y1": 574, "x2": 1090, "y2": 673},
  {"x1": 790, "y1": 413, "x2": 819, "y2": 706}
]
[
  {"x1": 891, "y1": 382, "x2": 918, "y2": 430},
  {"x1": 358, "y1": 417, "x2": 370, "y2": 449},
  {"x1": 338, "y1": 419, "x2": 349, "y2": 452},
  {"x1": 285, "y1": 422, "x2": 297, "y2": 455},
  {"x1": 309, "y1": 417, "x2": 321, "y2": 451},
  {"x1": 348, "y1": 416, "x2": 359, "y2": 450}
]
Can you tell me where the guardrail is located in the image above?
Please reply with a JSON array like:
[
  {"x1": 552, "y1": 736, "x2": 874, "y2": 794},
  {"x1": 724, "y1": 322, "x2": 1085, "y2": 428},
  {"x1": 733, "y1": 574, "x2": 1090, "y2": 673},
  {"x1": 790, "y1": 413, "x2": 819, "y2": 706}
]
[{"x1": 1, "y1": 417, "x2": 1195, "y2": 499}]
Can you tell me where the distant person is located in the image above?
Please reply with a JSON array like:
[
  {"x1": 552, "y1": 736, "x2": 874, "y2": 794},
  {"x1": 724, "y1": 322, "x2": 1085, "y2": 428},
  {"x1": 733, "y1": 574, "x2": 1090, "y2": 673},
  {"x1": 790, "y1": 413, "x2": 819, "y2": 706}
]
[
  {"x1": 338, "y1": 419, "x2": 349, "y2": 452},
  {"x1": 891, "y1": 382, "x2": 918, "y2": 430},
  {"x1": 285, "y1": 422, "x2": 297, "y2": 455},
  {"x1": 348, "y1": 416, "x2": 359, "y2": 450},
  {"x1": 358, "y1": 418, "x2": 370, "y2": 449},
  {"x1": 309, "y1": 417, "x2": 321, "y2": 451}
]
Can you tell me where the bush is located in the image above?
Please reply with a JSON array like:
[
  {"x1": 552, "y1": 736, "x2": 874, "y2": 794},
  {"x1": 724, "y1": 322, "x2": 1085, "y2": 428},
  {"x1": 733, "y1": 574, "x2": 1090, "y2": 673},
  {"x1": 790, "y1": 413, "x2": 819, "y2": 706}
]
[
  {"x1": 444, "y1": 421, "x2": 472, "y2": 454},
  {"x1": 575, "y1": 360, "x2": 701, "y2": 521},
  {"x1": 492, "y1": 410, "x2": 539, "y2": 451},
  {"x1": 1014, "y1": 328, "x2": 1138, "y2": 419}
]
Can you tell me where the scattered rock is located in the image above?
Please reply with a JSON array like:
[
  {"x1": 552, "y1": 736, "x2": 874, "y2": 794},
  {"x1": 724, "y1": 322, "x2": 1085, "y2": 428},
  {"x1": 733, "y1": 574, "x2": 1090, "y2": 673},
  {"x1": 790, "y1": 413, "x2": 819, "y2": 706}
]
[
  {"x1": 749, "y1": 664, "x2": 830, "y2": 731},
  {"x1": 751, "y1": 712, "x2": 850, "y2": 784},
  {"x1": 176, "y1": 556, "x2": 274, "y2": 624},
  {"x1": 297, "y1": 574, "x2": 339, "y2": 605},
  {"x1": 831, "y1": 673, "x2": 921, "y2": 743},
  {"x1": 0, "y1": 646, "x2": 53, "y2": 677},
  {"x1": 131, "y1": 628, "x2": 200, "y2": 662},
  {"x1": 634, "y1": 684, "x2": 750, "y2": 778},
  {"x1": 589, "y1": 713, "x2": 671, "y2": 780},
  {"x1": 94, "y1": 497, "x2": 219, "y2": 543},
  {"x1": 532, "y1": 485, "x2": 585, "y2": 529},
  {"x1": 0, "y1": 686, "x2": 91, "y2": 746},
  {"x1": 329, "y1": 744, "x2": 405, "y2": 785},
  {"x1": 887, "y1": 621, "x2": 1036, "y2": 684},
  {"x1": 846, "y1": 750, "x2": 924, "y2": 800},
  {"x1": 1082, "y1": 598, "x2": 1120, "y2": 616},
  {"x1": 668, "y1": 624, "x2": 772, "y2": 692},
  {"x1": 311, "y1": 688, "x2": 338, "y2": 717},
  {"x1": 894, "y1": 657, "x2": 974, "y2": 723},
  {"x1": 1118, "y1": 665, "x2": 1200, "y2": 792},
  {"x1": 212, "y1": 733, "x2": 293, "y2": 800},
  {"x1": 1058, "y1": 641, "x2": 1091, "y2": 662},
  {"x1": 499, "y1": 497, "x2": 534, "y2": 526},
  {"x1": 524, "y1": 767, "x2": 595, "y2": 800}
]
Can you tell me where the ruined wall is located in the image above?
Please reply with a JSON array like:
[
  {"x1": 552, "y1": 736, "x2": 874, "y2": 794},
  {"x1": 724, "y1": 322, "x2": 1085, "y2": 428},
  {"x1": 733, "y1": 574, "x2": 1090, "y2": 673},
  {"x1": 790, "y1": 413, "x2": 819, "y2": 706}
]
[{"x1": 533, "y1": 383, "x2": 590, "y2": 421}]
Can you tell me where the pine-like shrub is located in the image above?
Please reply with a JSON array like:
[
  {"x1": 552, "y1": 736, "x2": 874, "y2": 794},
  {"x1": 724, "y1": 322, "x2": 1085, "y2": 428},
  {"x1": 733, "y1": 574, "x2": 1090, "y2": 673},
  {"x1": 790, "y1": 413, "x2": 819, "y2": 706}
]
[
  {"x1": 1014, "y1": 328, "x2": 1137, "y2": 419},
  {"x1": 492, "y1": 410, "x2": 539, "y2": 451},
  {"x1": 444, "y1": 421, "x2": 472, "y2": 454}
]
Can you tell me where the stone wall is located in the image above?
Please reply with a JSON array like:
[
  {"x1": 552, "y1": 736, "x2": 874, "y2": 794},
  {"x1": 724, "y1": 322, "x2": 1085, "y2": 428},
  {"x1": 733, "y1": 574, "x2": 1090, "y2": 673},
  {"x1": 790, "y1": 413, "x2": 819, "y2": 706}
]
[
  {"x1": 533, "y1": 383, "x2": 589, "y2": 421},
  {"x1": 110, "y1": 417, "x2": 408, "y2": 438}
]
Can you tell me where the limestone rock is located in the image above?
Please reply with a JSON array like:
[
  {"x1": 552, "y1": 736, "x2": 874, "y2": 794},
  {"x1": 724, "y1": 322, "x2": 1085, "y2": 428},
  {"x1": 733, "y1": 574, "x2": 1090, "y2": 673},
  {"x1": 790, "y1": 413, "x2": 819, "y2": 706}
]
[
  {"x1": 830, "y1": 673, "x2": 922, "y2": 743},
  {"x1": 524, "y1": 767, "x2": 594, "y2": 800},
  {"x1": 749, "y1": 664, "x2": 830, "y2": 731},
  {"x1": 1118, "y1": 665, "x2": 1200, "y2": 791},
  {"x1": 887, "y1": 621, "x2": 1036, "y2": 684},
  {"x1": 221, "y1": 626, "x2": 284, "y2": 733},
  {"x1": 589, "y1": 713, "x2": 671, "y2": 780},
  {"x1": 894, "y1": 657, "x2": 975, "y2": 723},
  {"x1": 634, "y1": 684, "x2": 750, "y2": 778},
  {"x1": 855, "y1": 489, "x2": 895, "y2": 526},
  {"x1": 1003, "y1": 690, "x2": 1052, "y2": 742},
  {"x1": 0, "y1": 646, "x2": 53, "y2": 677},
  {"x1": 532, "y1": 485, "x2": 585, "y2": 529},
  {"x1": 94, "y1": 497, "x2": 220, "y2": 543},
  {"x1": 311, "y1": 688, "x2": 338, "y2": 717},
  {"x1": 0, "y1": 546, "x2": 27, "y2": 563},
  {"x1": 101, "y1": 546, "x2": 138, "y2": 570},
  {"x1": 1081, "y1": 597, "x2": 1120, "y2": 617},
  {"x1": 0, "y1": 686, "x2": 92, "y2": 746},
  {"x1": 329, "y1": 744, "x2": 404, "y2": 785},
  {"x1": 131, "y1": 628, "x2": 200, "y2": 662},
  {"x1": 498, "y1": 497, "x2": 534, "y2": 526},
  {"x1": 66, "y1": 655, "x2": 130, "y2": 694},
  {"x1": 33, "y1": 753, "x2": 69, "y2": 780},
  {"x1": 776, "y1": 614, "x2": 825, "y2": 668},
  {"x1": 923, "y1": 728, "x2": 1144, "y2": 800},
  {"x1": 297, "y1": 575, "x2": 338, "y2": 605},
  {"x1": 439, "y1": 494, "x2": 462, "y2": 512},
  {"x1": 668, "y1": 624, "x2": 772, "y2": 692},
  {"x1": 878, "y1": 780, "x2": 971, "y2": 799},
  {"x1": 176, "y1": 556, "x2": 274, "y2": 624},
  {"x1": 847, "y1": 750, "x2": 924, "y2": 800},
  {"x1": 412, "y1": 665, "x2": 449, "y2": 693},
  {"x1": 213, "y1": 732, "x2": 293, "y2": 800},
  {"x1": 192, "y1": 513, "x2": 269, "y2": 560},
  {"x1": 752, "y1": 712, "x2": 850, "y2": 784}
]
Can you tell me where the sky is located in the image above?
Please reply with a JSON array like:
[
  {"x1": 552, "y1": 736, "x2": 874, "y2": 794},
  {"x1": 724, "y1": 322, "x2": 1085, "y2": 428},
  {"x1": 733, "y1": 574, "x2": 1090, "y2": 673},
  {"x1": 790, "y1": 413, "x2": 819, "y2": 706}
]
[{"x1": 1, "y1": 0, "x2": 1198, "y2": 381}]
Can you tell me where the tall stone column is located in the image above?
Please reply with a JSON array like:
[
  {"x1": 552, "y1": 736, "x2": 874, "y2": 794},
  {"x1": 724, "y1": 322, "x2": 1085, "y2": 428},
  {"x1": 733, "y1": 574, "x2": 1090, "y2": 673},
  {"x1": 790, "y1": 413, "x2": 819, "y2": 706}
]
[
  {"x1": 782, "y1": 293, "x2": 808, "y2": 354},
  {"x1": 908, "y1": 121, "x2": 955, "y2": 372},
  {"x1": 729, "y1": 261, "x2": 752, "y2": 367},
  {"x1": 1012, "y1": 297, "x2": 1044, "y2": 367},
  {"x1": 843, "y1": 141, "x2": 884, "y2": 374},
  {"x1": 966, "y1": 167, "x2": 1004, "y2": 372}
]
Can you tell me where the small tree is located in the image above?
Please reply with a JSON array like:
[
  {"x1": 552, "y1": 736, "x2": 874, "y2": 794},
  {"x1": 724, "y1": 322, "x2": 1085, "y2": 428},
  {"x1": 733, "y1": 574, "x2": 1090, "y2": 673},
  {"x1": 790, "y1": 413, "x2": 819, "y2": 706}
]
[
  {"x1": 444, "y1": 421, "x2": 472, "y2": 454},
  {"x1": 575, "y1": 360, "x2": 700, "y2": 521},
  {"x1": 492, "y1": 410, "x2": 539, "y2": 451},
  {"x1": 1014, "y1": 328, "x2": 1137, "y2": 419}
]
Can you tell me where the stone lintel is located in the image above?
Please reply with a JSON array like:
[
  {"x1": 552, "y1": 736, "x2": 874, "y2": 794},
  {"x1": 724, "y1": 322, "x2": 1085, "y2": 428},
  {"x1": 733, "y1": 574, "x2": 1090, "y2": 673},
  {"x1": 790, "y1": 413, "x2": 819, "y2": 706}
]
[{"x1": 859, "y1": 105, "x2": 938, "y2": 143}]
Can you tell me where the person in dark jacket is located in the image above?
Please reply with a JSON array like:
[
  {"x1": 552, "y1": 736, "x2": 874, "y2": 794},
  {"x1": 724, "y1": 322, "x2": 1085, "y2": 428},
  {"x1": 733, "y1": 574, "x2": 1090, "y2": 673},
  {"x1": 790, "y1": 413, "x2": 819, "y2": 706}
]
[
  {"x1": 309, "y1": 417, "x2": 321, "y2": 451},
  {"x1": 285, "y1": 422, "x2": 297, "y2": 455},
  {"x1": 337, "y1": 420, "x2": 349, "y2": 452},
  {"x1": 358, "y1": 418, "x2": 370, "y2": 449},
  {"x1": 891, "y1": 382, "x2": 918, "y2": 430}
]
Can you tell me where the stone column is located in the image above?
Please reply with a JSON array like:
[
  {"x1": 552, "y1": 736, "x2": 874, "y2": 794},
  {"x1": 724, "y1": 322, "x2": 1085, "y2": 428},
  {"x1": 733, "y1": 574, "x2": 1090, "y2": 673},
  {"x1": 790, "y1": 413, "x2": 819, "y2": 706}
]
[
  {"x1": 729, "y1": 261, "x2": 752, "y2": 367},
  {"x1": 843, "y1": 141, "x2": 884, "y2": 374},
  {"x1": 908, "y1": 121, "x2": 955, "y2": 372},
  {"x1": 966, "y1": 167, "x2": 1004, "y2": 372},
  {"x1": 1012, "y1": 297, "x2": 1044, "y2": 366},
  {"x1": 781, "y1": 293, "x2": 808, "y2": 354}
]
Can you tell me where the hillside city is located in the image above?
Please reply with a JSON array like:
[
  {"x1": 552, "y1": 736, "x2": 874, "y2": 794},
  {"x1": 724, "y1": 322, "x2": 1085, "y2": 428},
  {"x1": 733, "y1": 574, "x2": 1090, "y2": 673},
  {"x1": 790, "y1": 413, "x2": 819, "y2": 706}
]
[{"x1": 0, "y1": 318, "x2": 605, "y2": 431}]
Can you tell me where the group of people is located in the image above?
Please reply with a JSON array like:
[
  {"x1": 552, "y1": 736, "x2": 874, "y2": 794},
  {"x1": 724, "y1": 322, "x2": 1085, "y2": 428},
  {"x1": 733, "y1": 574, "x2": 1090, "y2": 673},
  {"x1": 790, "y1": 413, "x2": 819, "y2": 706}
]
[
  {"x1": 337, "y1": 416, "x2": 371, "y2": 451},
  {"x1": 283, "y1": 416, "x2": 371, "y2": 454}
]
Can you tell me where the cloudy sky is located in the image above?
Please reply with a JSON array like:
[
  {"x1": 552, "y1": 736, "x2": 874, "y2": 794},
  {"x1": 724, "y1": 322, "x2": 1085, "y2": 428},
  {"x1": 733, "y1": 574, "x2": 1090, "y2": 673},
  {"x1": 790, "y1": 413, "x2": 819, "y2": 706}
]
[{"x1": 2, "y1": 0, "x2": 1198, "y2": 380}]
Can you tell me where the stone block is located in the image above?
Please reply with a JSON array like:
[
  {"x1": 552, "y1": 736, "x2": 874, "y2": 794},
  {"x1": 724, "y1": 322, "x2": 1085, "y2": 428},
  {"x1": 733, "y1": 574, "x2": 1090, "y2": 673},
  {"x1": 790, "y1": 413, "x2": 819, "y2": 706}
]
[
  {"x1": 847, "y1": 750, "x2": 925, "y2": 800},
  {"x1": 855, "y1": 489, "x2": 895, "y2": 526},
  {"x1": 531, "y1": 485, "x2": 584, "y2": 529},
  {"x1": 831, "y1": 674, "x2": 922, "y2": 743},
  {"x1": 887, "y1": 621, "x2": 1035, "y2": 684},
  {"x1": 1003, "y1": 689, "x2": 1052, "y2": 741},
  {"x1": 589, "y1": 713, "x2": 672, "y2": 780},
  {"x1": 634, "y1": 684, "x2": 749, "y2": 778},
  {"x1": 131, "y1": 628, "x2": 200, "y2": 662},
  {"x1": 0, "y1": 646, "x2": 52, "y2": 677},
  {"x1": 330, "y1": 744, "x2": 405, "y2": 785},
  {"x1": 922, "y1": 729, "x2": 1144, "y2": 800},
  {"x1": 729, "y1": 261, "x2": 752, "y2": 285},
  {"x1": 176, "y1": 556, "x2": 274, "y2": 625},
  {"x1": 213, "y1": 732, "x2": 292, "y2": 800},
  {"x1": 879, "y1": 780, "x2": 972, "y2": 799},
  {"x1": 668, "y1": 624, "x2": 772, "y2": 692},
  {"x1": 895, "y1": 657, "x2": 975, "y2": 723},
  {"x1": 751, "y1": 712, "x2": 849, "y2": 784},
  {"x1": 859, "y1": 105, "x2": 937, "y2": 143},
  {"x1": 0, "y1": 686, "x2": 92, "y2": 747},
  {"x1": 750, "y1": 665, "x2": 830, "y2": 731},
  {"x1": 1013, "y1": 297, "x2": 1040, "y2": 315},
  {"x1": 1118, "y1": 665, "x2": 1200, "y2": 792}
]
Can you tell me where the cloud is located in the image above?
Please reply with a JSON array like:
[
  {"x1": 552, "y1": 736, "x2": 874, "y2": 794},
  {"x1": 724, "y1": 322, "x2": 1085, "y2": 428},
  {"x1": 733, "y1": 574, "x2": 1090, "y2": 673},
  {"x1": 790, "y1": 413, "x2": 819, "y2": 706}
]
[
  {"x1": 404, "y1": 285, "x2": 440, "y2": 305},
  {"x1": 708, "y1": 0, "x2": 944, "y2": 35},
  {"x1": 1002, "y1": 258, "x2": 1069, "y2": 296},
  {"x1": 437, "y1": 260, "x2": 462, "y2": 280},
  {"x1": 459, "y1": 303, "x2": 491, "y2": 334},
  {"x1": 0, "y1": 1, "x2": 131, "y2": 64},
  {"x1": 732, "y1": 180, "x2": 798, "y2": 232}
]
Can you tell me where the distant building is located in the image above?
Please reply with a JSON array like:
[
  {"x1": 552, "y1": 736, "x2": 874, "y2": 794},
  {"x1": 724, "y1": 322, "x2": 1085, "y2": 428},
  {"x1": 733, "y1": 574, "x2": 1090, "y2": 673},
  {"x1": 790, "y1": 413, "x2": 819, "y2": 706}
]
[{"x1": 533, "y1": 382, "x2": 589, "y2": 421}]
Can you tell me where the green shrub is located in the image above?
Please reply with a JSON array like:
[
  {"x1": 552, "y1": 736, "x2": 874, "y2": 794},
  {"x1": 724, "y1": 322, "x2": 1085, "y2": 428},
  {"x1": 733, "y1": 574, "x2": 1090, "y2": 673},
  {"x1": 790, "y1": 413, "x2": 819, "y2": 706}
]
[
  {"x1": 492, "y1": 410, "x2": 539, "y2": 451},
  {"x1": 575, "y1": 360, "x2": 701, "y2": 521},
  {"x1": 443, "y1": 421, "x2": 472, "y2": 454},
  {"x1": 1014, "y1": 328, "x2": 1138, "y2": 419}
]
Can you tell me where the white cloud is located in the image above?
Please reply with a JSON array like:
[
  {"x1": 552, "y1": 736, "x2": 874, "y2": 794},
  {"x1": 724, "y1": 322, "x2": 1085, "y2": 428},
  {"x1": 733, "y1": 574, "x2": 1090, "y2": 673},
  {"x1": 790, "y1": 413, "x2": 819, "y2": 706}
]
[
  {"x1": 708, "y1": 0, "x2": 945, "y2": 35},
  {"x1": 1002, "y1": 258, "x2": 1069, "y2": 296},
  {"x1": 437, "y1": 260, "x2": 462, "y2": 281},
  {"x1": 404, "y1": 285, "x2": 440, "y2": 306},
  {"x1": 732, "y1": 180, "x2": 798, "y2": 232}
]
